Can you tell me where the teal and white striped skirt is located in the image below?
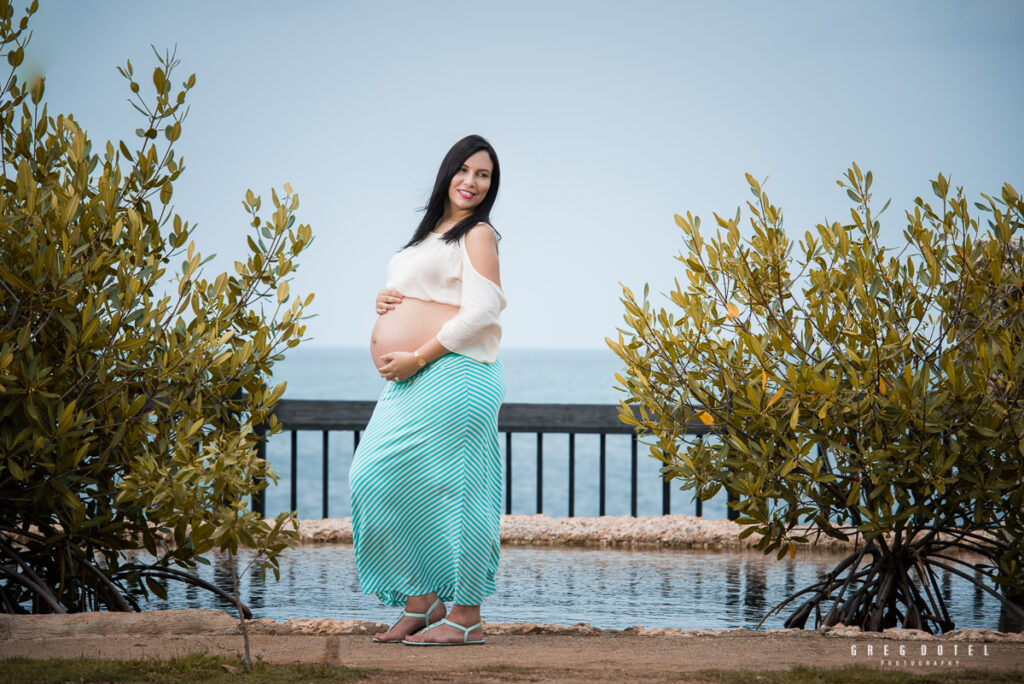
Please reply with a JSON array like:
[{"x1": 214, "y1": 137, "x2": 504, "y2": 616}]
[{"x1": 348, "y1": 353, "x2": 505, "y2": 607}]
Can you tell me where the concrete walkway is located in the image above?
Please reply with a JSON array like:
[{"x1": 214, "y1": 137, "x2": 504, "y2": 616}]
[{"x1": 2, "y1": 611, "x2": 1022, "y2": 682}]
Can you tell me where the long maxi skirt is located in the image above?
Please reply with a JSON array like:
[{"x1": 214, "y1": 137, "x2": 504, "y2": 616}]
[{"x1": 348, "y1": 353, "x2": 505, "y2": 607}]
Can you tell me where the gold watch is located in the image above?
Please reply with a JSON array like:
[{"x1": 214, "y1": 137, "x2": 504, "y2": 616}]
[{"x1": 413, "y1": 350, "x2": 427, "y2": 367}]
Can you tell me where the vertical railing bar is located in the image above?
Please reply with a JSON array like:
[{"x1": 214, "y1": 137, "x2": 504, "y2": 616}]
[
  {"x1": 662, "y1": 474, "x2": 671, "y2": 516},
  {"x1": 505, "y1": 432, "x2": 513, "y2": 515},
  {"x1": 695, "y1": 435, "x2": 703, "y2": 517},
  {"x1": 568, "y1": 433, "x2": 575, "y2": 518},
  {"x1": 599, "y1": 433, "x2": 606, "y2": 516},
  {"x1": 253, "y1": 421, "x2": 267, "y2": 517},
  {"x1": 819, "y1": 443, "x2": 832, "y2": 524},
  {"x1": 726, "y1": 423, "x2": 738, "y2": 520},
  {"x1": 354, "y1": 429, "x2": 361, "y2": 451},
  {"x1": 322, "y1": 430, "x2": 329, "y2": 519},
  {"x1": 536, "y1": 432, "x2": 543, "y2": 515},
  {"x1": 290, "y1": 430, "x2": 298, "y2": 514},
  {"x1": 630, "y1": 433, "x2": 638, "y2": 517}
]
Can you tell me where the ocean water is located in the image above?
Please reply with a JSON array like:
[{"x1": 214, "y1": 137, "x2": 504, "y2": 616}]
[{"x1": 260, "y1": 346, "x2": 732, "y2": 520}]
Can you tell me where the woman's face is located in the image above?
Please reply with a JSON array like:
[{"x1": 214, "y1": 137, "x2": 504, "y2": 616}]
[{"x1": 447, "y1": 149, "x2": 493, "y2": 214}]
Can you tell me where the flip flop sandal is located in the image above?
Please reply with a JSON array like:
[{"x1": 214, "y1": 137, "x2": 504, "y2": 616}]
[
  {"x1": 372, "y1": 596, "x2": 444, "y2": 643},
  {"x1": 402, "y1": 618, "x2": 485, "y2": 646}
]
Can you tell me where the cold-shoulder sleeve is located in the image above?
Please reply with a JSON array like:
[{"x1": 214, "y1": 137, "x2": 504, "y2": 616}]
[{"x1": 436, "y1": 229, "x2": 506, "y2": 362}]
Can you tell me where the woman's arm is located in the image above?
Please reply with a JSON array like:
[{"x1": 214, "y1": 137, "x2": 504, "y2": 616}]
[{"x1": 435, "y1": 224, "x2": 502, "y2": 352}]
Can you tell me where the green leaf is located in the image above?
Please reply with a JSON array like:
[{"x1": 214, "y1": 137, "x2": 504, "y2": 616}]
[
  {"x1": 152, "y1": 66, "x2": 166, "y2": 92},
  {"x1": 145, "y1": 576, "x2": 168, "y2": 601}
]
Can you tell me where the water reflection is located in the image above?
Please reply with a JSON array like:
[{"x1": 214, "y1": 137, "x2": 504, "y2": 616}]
[
  {"x1": 212, "y1": 555, "x2": 234, "y2": 598},
  {"x1": 134, "y1": 546, "x2": 1006, "y2": 632},
  {"x1": 247, "y1": 558, "x2": 267, "y2": 611},
  {"x1": 745, "y1": 563, "x2": 767, "y2": 618},
  {"x1": 724, "y1": 560, "x2": 740, "y2": 615},
  {"x1": 973, "y1": 567, "x2": 986, "y2": 623}
]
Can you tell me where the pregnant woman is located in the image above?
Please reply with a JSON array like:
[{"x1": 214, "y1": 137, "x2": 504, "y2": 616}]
[{"x1": 348, "y1": 135, "x2": 506, "y2": 646}]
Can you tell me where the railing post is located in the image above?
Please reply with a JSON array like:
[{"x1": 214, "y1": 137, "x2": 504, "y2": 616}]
[
  {"x1": 290, "y1": 430, "x2": 298, "y2": 514},
  {"x1": 630, "y1": 433, "x2": 638, "y2": 517},
  {"x1": 321, "y1": 430, "x2": 329, "y2": 519},
  {"x1": 818, "y1": 443, "x2": 831, "y2": 523},
  {"x1": 695, "y1": 435, "x2": 703, "y2": 518},
  {"x1": 599, "y1": 433, "x2": 606, "y2": 516},
  {"x1": 727, "y1": 489, "x2": 739, "y2": 521},
  {"x1": 568, "y1": 433, "x2": 575, "y2": 518},
  {"x1": 536, "y1": 432, "x2": 543, "y2": 515},
  {"x1": 253, "y1": 421, "x2": 267, "y2": 518},
  {"x1": 505, "y1": 432, "x2": 512, "y2": 515}
]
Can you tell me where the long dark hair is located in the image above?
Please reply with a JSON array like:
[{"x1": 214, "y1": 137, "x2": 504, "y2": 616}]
[{"x1": 404, "y1": 134, "x2": 501, "y2": 248}]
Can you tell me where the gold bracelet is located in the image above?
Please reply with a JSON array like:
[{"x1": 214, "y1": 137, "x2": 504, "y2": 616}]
[{"x1": 413, "y1": 350, "x2": 427, "y2": 367}]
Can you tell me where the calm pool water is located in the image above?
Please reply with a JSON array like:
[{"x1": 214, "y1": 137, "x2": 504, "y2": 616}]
[{"x1": 138, "y1": 545, "x2": 1006, "y2": 631}]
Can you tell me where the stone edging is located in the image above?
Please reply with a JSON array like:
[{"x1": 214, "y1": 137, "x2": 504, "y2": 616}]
[{"x1": 294, "y1": 514, "x2": 858, "y2": 550}]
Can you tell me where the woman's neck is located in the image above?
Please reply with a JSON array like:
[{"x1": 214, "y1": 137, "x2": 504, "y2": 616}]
[{"x1": 437, "y1": 209, "x2": 472, "y2": 234}]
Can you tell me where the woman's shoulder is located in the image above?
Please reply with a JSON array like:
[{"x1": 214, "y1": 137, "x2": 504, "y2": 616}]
[
  {"x1": 461, "y1": 222, "x2": 501, "y2": 281},
  {"x1": 463, "y1": 221, "x2": 499, "y2": 246}
]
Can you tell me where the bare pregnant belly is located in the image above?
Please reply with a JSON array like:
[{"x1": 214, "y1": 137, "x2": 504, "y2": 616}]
[{"x1": 370, "y1": 298, "x2": 457, "y2": 369}]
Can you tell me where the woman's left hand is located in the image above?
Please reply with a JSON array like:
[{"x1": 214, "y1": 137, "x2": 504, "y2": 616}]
[{"x1": 377, "y1": 351, "x2": 421, "y2": 382}]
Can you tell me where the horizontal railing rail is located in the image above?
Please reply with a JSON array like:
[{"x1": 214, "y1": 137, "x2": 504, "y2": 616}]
[{"x1": 253, "y1": 400, "x2": 728, "y2": 520}]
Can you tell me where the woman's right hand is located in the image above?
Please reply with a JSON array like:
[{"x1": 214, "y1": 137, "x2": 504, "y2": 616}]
[{"x1": 375, "y1": 288, "x2": 404, "y2": 315}]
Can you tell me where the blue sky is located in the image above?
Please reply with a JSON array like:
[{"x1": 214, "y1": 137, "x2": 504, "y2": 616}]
[{"x1": 29, "y1": 1, "x2": 1024, "y2": 349}]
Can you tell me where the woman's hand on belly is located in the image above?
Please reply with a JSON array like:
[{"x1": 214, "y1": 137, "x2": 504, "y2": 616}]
[
  {"x1": 378, "y1": 335, "x2": 453, "y2": 382},
  {"x1": 377, "y1": 351, "x2": 421, "y2": 382},
  {"x1": 375, "y1": 288, "x2": 404, "y2": 315}
]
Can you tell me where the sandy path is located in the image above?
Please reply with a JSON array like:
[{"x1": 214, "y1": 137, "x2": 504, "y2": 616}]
[{"x1": 2, "y1": 611, "x2": 1021, "y2": 682}]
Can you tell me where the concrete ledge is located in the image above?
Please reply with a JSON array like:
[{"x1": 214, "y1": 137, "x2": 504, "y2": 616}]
[{"x1": 0, "y1": 609, "x2": 238, "y2": 639}]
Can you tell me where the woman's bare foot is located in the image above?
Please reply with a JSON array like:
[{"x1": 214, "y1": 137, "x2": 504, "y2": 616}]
[
  {"x1": 373, "y1": 594, "x2": 446, "y2": 643},
  {"x1": 403, "y1": 604, "x2": 483, "y2": 644}
]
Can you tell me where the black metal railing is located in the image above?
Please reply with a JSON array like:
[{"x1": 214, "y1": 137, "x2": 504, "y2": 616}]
[{"x1": 252, "y1": 400, "x2": 731, "y2": 519}]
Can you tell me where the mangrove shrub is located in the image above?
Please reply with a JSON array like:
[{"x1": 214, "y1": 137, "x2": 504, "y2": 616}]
[
  {"x1": 0, "y1": 2, "x2": 311, "y2": 613},
  {"x1": 610, "y1": 165, "x2": 1024, "y2": 633}
]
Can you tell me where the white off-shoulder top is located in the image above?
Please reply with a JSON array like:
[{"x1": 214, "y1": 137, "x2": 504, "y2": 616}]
[{"x1": 385, "y1": 226, "x2": 506, "y2": 363}]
